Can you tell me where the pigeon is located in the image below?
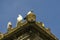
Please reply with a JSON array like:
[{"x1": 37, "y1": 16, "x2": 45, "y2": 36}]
[
  {"x1": 7, "y1": 21, "x2": 12, "y2": 28},
  {"x1": 17, "y1": 14, "x2": 23, "y2": 22},
  {"x1": 27, "y1": 11, "x2": 32, "y2": 15}
]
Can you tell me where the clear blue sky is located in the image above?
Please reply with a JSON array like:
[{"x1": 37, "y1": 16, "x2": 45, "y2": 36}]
[{"x1": 0, "y1": 0, "x2": 60, "y2": 39}]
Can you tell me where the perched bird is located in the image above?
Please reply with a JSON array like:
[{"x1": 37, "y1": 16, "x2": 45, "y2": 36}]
[
  {"x1": 27, "y1": 11, "x2": 33, "y2": 15},
  {"x1": 24, "y1": 11, "x2": 33, "y2": 20},
  {"x1": 7, "y1": 21, "x2": 12, "y2": 29},
  {"x1": 17, "y1": 14, "x2": 23, "y2": 22}
]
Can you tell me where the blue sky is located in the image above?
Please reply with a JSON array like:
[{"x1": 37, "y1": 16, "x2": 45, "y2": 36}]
[{"x1": 0, "y1": 0, "x2": 60, "y2": 39}]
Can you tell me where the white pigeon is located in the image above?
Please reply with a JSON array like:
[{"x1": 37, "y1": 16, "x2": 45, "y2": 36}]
[
  {"x1": 7, "y1": 21, "x2": 12, "y2": 28},
  {"x1": 27, "y1": 11, "x2": 32, "y2": 15},
  {"x1": 17, "y1": 14, "x2": 23, "y2": 22}
]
